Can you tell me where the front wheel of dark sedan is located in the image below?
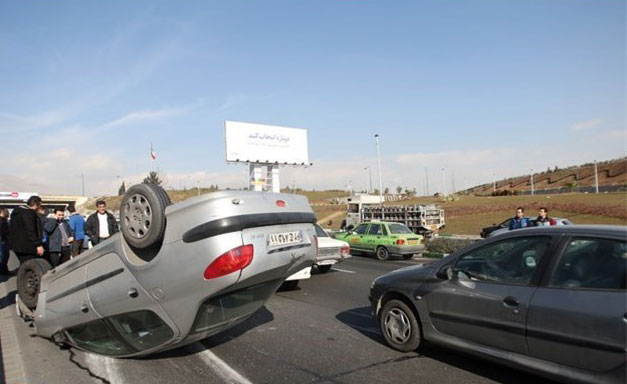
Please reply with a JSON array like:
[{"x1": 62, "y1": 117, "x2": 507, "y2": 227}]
[{"x1": 379, "y1": 299, "x2": 421, "y2": 352}]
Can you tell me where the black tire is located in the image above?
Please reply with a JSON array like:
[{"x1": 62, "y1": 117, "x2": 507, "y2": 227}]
[
  {"x1": 17, "y1": 258, "x2": 52, "y2": 310},
  {"x1": 379, "y1": 299, "x2": 421, "y2": 352},
  {"x1": 313, "y1": 264, "x2": 332, "y2": 274},
  {"x1": 120, "y1": 183, "x2": 167, "y2": 249},
  {"x1": 376, "y1": 246, "x2": 390, "y2": 261},
  {"x1": 402, "y1": 254, "x2": 414, "y2": 260}
]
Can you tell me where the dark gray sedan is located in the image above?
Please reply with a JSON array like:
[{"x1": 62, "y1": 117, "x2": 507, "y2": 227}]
[{"x1": 370, "y1": 225, "x2": 626, "y2": 384}]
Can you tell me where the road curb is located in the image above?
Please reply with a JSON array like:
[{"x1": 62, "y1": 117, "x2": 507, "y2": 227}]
[{"x1": 0, "y1": 276, "x2": 28, "y2": 384}]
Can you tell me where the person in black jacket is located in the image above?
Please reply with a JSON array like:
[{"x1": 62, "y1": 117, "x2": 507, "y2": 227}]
[
  {"x1": 9, "y1": 196, "x2": 44, "y2": 264},
  {"x1": 0, "y1": 208, "x2": 11, "y2": 275},
  {"x1": 84, "y1": 200, "x2": 118, "y2": 246},
  {"x1": 44, "y1": 208, "x2": 74, "y2": 267}
]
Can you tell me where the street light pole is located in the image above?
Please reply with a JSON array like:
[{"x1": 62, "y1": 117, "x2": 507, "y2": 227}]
[
  {"x1": 81, "y1": 173, "x2": 85, "y2": 196},
  {"x1": 441, "y1": 167, "x2": 446, "y2": 196},
  {"x1": 374, "y1": 134, "x2": 384, "y2": 211},
  {"x1": 594, "y1": 160, "x2": 599, "y2": 193},
  {"x1": 425, "y1": 167, "x2": 429, "y2": 196}
]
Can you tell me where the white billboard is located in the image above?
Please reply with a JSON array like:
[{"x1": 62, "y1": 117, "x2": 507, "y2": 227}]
[{"x1": 224, "y1": 121, "x2": 309, "y2": 165}]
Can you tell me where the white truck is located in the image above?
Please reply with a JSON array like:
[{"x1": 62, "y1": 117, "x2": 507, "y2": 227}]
[{"x1": 341, "y1": 194, "x2": 445, "y2": 237}]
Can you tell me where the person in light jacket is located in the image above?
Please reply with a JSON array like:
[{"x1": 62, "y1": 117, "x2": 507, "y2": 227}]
[{"x1": 84, "y1": 200, "x2": 118, "y2": 246}]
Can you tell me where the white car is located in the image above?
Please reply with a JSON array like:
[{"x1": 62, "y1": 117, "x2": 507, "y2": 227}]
[{"x1": 312, "y1": 224, "x2": 351, "y2": 273}]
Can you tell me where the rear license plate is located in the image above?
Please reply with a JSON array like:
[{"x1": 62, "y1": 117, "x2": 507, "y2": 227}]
[
  {"x1": 317, "y1": 260, "x2": 336, "y2": 266},
  {"x1": 268, "y1": 231, "x2": 303, "y2": 247},
  {"x1": 408, "y1": 239, "x2": 418, "y2": 245}
]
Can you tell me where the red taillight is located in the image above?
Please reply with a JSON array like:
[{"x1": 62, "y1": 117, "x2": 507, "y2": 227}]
[
  {"x1": 204, "y1": 244, "x2": 254, "y2": 280},
  {"x1": 340, "y1": 245, "x2": 350, "y2": 256},
  {"x1": 276, "y1": 200, "x2": 286, "y2": 207},
  {"x1": 396, "y1": 239, "x2": 405, "y2": 246}
]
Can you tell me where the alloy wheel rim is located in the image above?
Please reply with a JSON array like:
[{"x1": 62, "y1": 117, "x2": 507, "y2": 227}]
[
  {"x1": 384, "y1": 308, "x2": 411, "y2": 344},
  {"x1": 124, "y1": 194, "x2": 153, "y2": 239}
]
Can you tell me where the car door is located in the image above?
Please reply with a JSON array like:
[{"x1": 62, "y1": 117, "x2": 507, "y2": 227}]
[
  {"x1": 84, "y1": 252, "x2": 177, "y2": 353},
  {"x1": 426, "y1": 235, "x2": 553, "y2": 354},
  {"x1": 346, "y1": 224, "x2": 369, "y2": 251},
  {"x1": 365, "y1": 223, "x2": 384, "y2": 252},
  {"x1": 526, "y1": 236, "x2": 626, "y2": 374}
]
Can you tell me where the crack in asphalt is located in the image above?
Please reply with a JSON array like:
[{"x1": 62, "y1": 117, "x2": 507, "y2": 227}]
[
  {"x1": 247, "y1": 345, "x2": 345, "y2": 384},
  {"x1": 311, "y1": 355, "x2": 421, "y2": 383},
  {"x1": 67, "y1": 349, "x2": 111, "y2": 384},
  {"x1": 248, "y1": 343, "x2": 419, "y2": 384}
]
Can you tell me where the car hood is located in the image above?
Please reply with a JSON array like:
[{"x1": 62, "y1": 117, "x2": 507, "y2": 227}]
[{"x1": 375, "y1": 262, "x2": 436, "y2": 285}]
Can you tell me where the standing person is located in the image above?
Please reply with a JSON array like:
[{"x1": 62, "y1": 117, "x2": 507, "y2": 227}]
[
  {"x1": 37, "y1": 204, "x2": 49, "y2": 259},
  {"x1": 85, "y1": 200, "x2": 118, "y2": 246},
  {"x1": 508, "y1": 207, "x2": 530, "y2": 230},
  {"x1": 0, "y1": 208, "x2": 11, "y2": 275},
  {"x1": 68, "y1": 205, "x2": 85, "y2": 256},
  {"x1": 535, "y1": 207, "x2": 556, "y2": 226},
  {"x1": 44, "y1": 208, "x2": 74, "y2": 267},
  {"x1": 9, "y1": 196, "x2": 44, "y2": 264}
]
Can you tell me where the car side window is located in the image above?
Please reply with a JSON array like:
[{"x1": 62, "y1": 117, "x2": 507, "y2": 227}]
[
  {"x1": 354, "y1": 224, "x2": 368, "y2": 235},
  {"x1": 368, "y1": 224, "x2": 382, "y2": 236},
  {"x1": 66, "y1": 310, "x2": 173, "y2": 355},
  {"x1": 454, "y1": 236, "x2": 551, "y2": 284},
  {"x1": 550, "y1": 238, "x2": 626, "y2": 290}
]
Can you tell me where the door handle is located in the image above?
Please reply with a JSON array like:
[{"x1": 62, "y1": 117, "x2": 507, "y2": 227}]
[{"x1": 503, "y1": 296, "x2": 520, "y2": 308}]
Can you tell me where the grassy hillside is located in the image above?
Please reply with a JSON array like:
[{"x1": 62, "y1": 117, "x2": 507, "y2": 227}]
[{"x1": 83, "y1": 186, "x2": 625, "y2": 236}]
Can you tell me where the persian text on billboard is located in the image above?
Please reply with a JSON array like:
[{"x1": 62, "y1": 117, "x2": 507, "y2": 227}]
[{"x1": 224, "y1": 121, "x2": 309, "y2": 164}]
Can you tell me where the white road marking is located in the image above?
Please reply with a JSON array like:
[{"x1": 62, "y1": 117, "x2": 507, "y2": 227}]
[
  {"x1": 196, "y1": 347, "x2": 253, "y2": 384},
  {"x1": 333, "y1": 268, "x2": 356, "y2": 274}
]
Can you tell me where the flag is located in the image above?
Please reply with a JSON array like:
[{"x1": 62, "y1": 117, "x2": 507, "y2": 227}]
[{"x1": 150, "y1": 142, "x2": 156, "y2": 160}]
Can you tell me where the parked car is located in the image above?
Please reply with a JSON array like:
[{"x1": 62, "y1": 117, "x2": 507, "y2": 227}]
[
  {"x1": 482, "y1": 217, "x2": 573, "y2": 238},
  {"x1": 16, "y1": 184, "x2": 318, "y2": 357},
  {"x1": 312, "y1": 224, "x2": 351, "y2": 273},
  {"x1": 334, "y1": 221, "x2": 423, "y2": 260},
  {"x1": 370, "y1": 225, "x2": 626, "y2": 384}
]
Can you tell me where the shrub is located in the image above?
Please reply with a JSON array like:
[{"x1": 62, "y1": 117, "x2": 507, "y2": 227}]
[{"x1": 426, "y1": 238, "x2": 475, "y2": 254}]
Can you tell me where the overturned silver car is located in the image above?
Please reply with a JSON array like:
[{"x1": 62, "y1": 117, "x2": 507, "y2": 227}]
[{"x1": 17, "y1": 184, "x2": 317, "y2": 357}]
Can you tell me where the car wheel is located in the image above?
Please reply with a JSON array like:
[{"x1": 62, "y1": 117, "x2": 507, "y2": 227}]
[
  {"x1": 17, "y1": 258, "x2": 52, "y2": 310},
  {"x1": 313, "y1": 265, "x2": 332, "y2": 274},
  {"x1": 402, "y1": 254, "x2": 414, "y2": 260},
  {"x1": 379, "y1": 299, "x2": 421, "y2": 352},
  {"x1": 376, "y1": 246, "x2": 389, "y2": 261},
  {"x1": 120, "y1": 183, "x2": 167, "y2": 250}
]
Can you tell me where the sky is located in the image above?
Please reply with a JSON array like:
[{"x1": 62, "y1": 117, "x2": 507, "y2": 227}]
[{"x1": 0, "y1": 1, "x2": 625, "y2": 196}]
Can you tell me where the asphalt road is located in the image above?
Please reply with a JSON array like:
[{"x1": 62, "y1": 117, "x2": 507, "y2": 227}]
[{"x1": 1, "y1": 254, "x2": 555, "y2": 384}]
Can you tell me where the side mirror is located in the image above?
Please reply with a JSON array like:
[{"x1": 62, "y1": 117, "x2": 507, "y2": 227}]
[{"x1": 437, "y1": 266, "x2": 454, "y2": 280}]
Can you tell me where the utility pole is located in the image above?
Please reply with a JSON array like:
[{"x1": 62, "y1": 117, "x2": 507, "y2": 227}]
[
  {"x1": 530, "y1": 169, "x2": 534, "y2": 196},
  {"x1": 441, "y1": 167, "x2": 446, "y2": 196},
  {"x1": 374, "y1": 134, "x2": 384, "y2": 206},
  {"x1": 425, "y1": 167, "x2": 429, "y2": 196},
  {"x1": 594, "y1": 160, "x2": 599, "y2": 193}
]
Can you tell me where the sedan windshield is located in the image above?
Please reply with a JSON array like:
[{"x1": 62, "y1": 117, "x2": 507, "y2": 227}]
[
  {"x1": 314, "y1": 224, "x2": 329, "y2": 238},
  {"x1": 388, "y1": 223, "x2": 413, "y2": 234}
]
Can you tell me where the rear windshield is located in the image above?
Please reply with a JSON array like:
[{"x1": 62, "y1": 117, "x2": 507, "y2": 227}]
[
  {"x1": 388, "y1": 223, "x2": 413, "y2": 234},
  {"x1": 315, "y1": 225, "x2": 329, "y2": 238}
]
